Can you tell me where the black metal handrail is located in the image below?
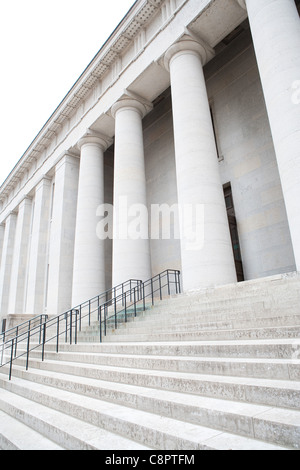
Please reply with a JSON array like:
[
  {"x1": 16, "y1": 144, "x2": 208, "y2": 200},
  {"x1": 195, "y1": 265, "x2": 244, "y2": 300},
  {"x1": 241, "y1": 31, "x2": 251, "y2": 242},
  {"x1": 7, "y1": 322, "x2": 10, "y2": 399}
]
[
  {"x1": 0, "y1": 270, "x2": 180, "y2": 380},
  {"x1": 98, "y1": 269, "x2": 181, "y2": 342},
  {"x1": 0, "y1": 314, "x2": 49, "y2": 344}
]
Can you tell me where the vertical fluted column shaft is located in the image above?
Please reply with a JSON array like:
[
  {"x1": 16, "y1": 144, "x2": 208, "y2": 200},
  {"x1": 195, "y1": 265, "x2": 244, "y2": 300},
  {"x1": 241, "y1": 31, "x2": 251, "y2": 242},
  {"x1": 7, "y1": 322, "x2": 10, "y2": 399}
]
[
  {"x1": 72, "y1": 134, "x2": 111, "y2": 306},
  {"x1": 111, "y1": 97, "x2": 152, "y2": 286},
  {"x1": 165, "y1": 36, "x2": 237, "y2": 290},
  {"x1": 239, "y1": 0, "x2": 300, "y2": 268}
]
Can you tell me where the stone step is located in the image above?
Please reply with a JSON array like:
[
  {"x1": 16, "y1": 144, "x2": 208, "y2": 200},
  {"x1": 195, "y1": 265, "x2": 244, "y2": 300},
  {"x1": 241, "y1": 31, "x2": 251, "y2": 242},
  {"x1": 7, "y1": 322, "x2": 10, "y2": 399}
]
[
  {"x1": 27, "y1": 309, "x2": 300, "y2": 347},
  {"x1": 152, "y1": 280, "x2": 300, "y2": 304},
  {"x1": 0, "y1": 387, "x2": 150, "y2": 451},
  {"x1": 172, "y1": 273, "x2": 300, "y2": 299},
  {"x1": 95, "y1": 315, "x2": 300, "y2": 335},
  {"x1": 83, "y1": 313, "x2": 300, "y2": 334},
  {"x1": 104, "y1": 273, "x2": 300, "y2": 318},
  {"x1": 0, "y1": 369, "x2": 294, "y2": 450},
  {"x1": 137, "y1": 301, "x2": 300, "y2": 320},
  {"x1": 91, "y1": 325, "x2": 300, "y2": 343},
  {"x1": 0, "y1": 410, "x2": 64, "y2": 450},
  {"x1": 6, "y1": 355, "x2": 300, "y2": 410},
  {"x1": 97, "y1": 302, "x2": 300, "y2": 331},
  {"x1": 37, "y1": 339, "x2": 300, "y2": 360},
  {"x1": 21, "y1": 348, "x2": 300, "y2": 380},
  {"x1": 151, "y1": 287, "x2": 300, "y2": 306},
  {"x1": 1, "y1": 273, "x2": 300, "y2": 451}
]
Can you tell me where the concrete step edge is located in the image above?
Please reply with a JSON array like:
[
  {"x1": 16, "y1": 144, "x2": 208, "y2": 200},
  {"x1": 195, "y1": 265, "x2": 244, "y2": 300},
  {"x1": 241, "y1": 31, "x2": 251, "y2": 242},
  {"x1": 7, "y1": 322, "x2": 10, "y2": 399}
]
[
  {"x1": 6, "y1": 356, "x2": 300, "y2": 410},
  {"x1": 0, "y1": 387, "x2": 151, "y2": 451},
  {"x1": 18, "y1": 348, "x2": 300, "y2": 381},
  {"x1": 0, "y1": 409, "x2": 64, "y2": 450},
  {"x1": 0, "y1": 373, "x2": 294, "y2": 450}
]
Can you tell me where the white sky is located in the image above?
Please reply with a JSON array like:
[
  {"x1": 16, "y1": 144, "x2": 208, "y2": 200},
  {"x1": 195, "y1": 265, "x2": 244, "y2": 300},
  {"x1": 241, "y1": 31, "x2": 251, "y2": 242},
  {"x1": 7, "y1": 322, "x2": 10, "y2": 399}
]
[{"x1": 0, "y1": 0, "x2": 135, "y2": 185}]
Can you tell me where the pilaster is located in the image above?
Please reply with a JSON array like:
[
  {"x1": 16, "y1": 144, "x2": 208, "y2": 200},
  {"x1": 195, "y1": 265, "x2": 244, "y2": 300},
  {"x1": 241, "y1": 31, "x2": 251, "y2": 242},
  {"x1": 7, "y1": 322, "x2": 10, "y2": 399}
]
[
  {"x1": 25, "y1": 177, "x2": 52, "y2": 315},
  {"x1": 0, "y1": 212, "x2": 18, "y2": 318},
  {"x1": 47, "y1": 153, "x2": 79, "y2": 315},
  {"x1": 8, "y1": 197, "x2": 33, "y2": 315}
]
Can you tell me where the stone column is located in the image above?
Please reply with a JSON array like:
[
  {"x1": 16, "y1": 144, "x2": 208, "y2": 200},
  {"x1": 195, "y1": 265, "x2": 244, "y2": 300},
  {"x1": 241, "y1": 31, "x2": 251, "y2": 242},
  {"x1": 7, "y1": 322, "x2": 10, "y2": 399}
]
[
  {"x1": 0, "y1": 224, "x2": 4, "y2": 269},
  {"x1": 111, "y1": 95, "x2": 152, "y2": 286},
  {"x1": 0, "y1": 224, "x2": 4, "y2": 252},
  {"x1": 0, "y1": 212, "x2": 17, "y2": 318},
  {"x1": 72, "y1": 132, "x2": 111, "y2": 306},
  {"x1": 8, "y1": 197, "x2": 32, "y2": 315},
  {"x1": 25, "y1": 177, "x2": 52, "y2": 315},
  {"x1": 237, "y1": 0, "x2": 300, "y2": 268},
  {"x1": 165, "y1": 35, "x2": 237, "y2": 291},
  {"x1": 47, "y1": 154, "x2": 79, "y2": 315}
]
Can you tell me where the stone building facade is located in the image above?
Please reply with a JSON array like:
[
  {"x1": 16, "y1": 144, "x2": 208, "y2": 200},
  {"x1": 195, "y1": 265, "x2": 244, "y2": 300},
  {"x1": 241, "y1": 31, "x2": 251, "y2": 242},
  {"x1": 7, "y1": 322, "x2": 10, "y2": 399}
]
[{"x1": 0, "y1": 0, "x2": 299, "y2": 322}]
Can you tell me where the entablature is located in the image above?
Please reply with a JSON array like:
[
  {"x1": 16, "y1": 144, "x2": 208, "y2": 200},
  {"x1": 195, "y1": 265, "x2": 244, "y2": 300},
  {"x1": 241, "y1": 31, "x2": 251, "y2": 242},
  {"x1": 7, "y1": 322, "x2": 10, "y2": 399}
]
[{"x1": 0, "y1": 0, "x2": 248, "y2": 223}]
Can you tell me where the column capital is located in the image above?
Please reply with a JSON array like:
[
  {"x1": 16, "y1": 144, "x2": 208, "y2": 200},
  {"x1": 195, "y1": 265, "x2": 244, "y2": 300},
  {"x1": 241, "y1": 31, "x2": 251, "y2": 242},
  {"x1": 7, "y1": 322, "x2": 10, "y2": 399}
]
[
  {"x1": 35, "y1": 175, "x2": 52, "y2": 193},
  {"x1": 78, "y1": 130, "x2": 113, "y2": 152},
  {"x1": 164, "y1": 33, "x2": 215, "y2": 70},
  {"x1": 6, "y1": 210, "x2": 18, "y2": 219},
  {"x1": 55, "y1": 151, "x2": 80, "y2": 174},
  {"x1": 111, "y1": 91, "x2": 153, "y2": 119},
  {"x1": 18, "y1": 195, "x2": 33, "y2": 209}
]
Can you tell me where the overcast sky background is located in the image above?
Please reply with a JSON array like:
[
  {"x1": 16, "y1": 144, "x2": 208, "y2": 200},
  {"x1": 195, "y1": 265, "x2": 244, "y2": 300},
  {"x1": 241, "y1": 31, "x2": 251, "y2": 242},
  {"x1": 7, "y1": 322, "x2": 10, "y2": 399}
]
[{"x1": 0, "y1": 0, "x2": 135, "y2": 185}]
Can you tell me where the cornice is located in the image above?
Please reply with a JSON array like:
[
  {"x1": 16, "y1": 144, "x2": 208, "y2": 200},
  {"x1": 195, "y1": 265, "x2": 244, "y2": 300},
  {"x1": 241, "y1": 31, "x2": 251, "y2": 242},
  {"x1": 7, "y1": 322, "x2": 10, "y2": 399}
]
[{"x1": 0, "y1": 0, "x2": 165, "y2": 200}]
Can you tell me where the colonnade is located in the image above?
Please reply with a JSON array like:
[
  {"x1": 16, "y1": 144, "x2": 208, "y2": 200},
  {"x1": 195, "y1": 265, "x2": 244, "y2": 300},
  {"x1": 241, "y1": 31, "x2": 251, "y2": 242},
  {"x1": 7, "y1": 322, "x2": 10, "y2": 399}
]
[{"x1": 0, "y1": 0, "x2": 299, "y2": 318}]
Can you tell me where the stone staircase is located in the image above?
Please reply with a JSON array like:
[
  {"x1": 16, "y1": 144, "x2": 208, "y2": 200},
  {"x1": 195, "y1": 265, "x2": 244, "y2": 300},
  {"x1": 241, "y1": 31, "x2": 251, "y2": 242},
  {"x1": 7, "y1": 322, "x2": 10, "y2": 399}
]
[{"x1": 0, "y1": 272, "x2": 300, "y2": 450}]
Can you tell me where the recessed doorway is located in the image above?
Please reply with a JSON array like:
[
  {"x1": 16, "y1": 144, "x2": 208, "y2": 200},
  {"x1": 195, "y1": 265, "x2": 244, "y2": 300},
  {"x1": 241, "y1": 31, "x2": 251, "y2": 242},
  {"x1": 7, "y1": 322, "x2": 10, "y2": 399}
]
[{"x1": 224, "y1": 183, "x2": 245, "y2": 282}]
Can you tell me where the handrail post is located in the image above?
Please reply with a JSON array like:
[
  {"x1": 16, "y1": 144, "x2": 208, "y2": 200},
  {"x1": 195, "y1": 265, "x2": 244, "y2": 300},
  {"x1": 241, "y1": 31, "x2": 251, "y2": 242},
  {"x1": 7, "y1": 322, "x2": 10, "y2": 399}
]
[
  {"x1": 39, "y1": 316, "x2": 42, "y2": 344},
  {"x1": 134, "y1": 287, "x2": 137, "y2": 317},
  {"x1": 151, "y1": 278, "x2": 154, "y2": 306},
  {"x1": 114, "y1": 297, "x2": 117, "y2": 329},
  {"x1": 65, "y1": 313, "x2": 68, "y2": 343},
  {"x1": 178, "y1": 271, "x2": 181, "y2": 294},
  {"x1": 9, "y1": 339, "x2": 14, "y2": 380},
  {"x1": 159, "y1": 273, "x2": 162, "y2": 301},
  {"x1": 0, "y1": 336, "x2": 4, "y2": 366},
  {"x1": 99, "y1": 305, "x2": 102, "y2": 343},
  {"x1": 42, "y1": 322, "x2": 46, "y2": 361},
  {"x1": 56, "y1": 316, "x2": 60, "y2": 353},
  {"x1": 167, "y1": 270, "x2": 170, "y2": 296},
  {"x1": 70, "y1": 310, "x2": 73, "y2": 345},
  {"x1": 26, "y1": 327, "x2": 31, "y2": 371},
  {"x1": 14, "y1": 326, "x2": 18, "y2": 358},
  {"x1": 75, "y1": 310, "x2": 78, "y2": 345}
]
